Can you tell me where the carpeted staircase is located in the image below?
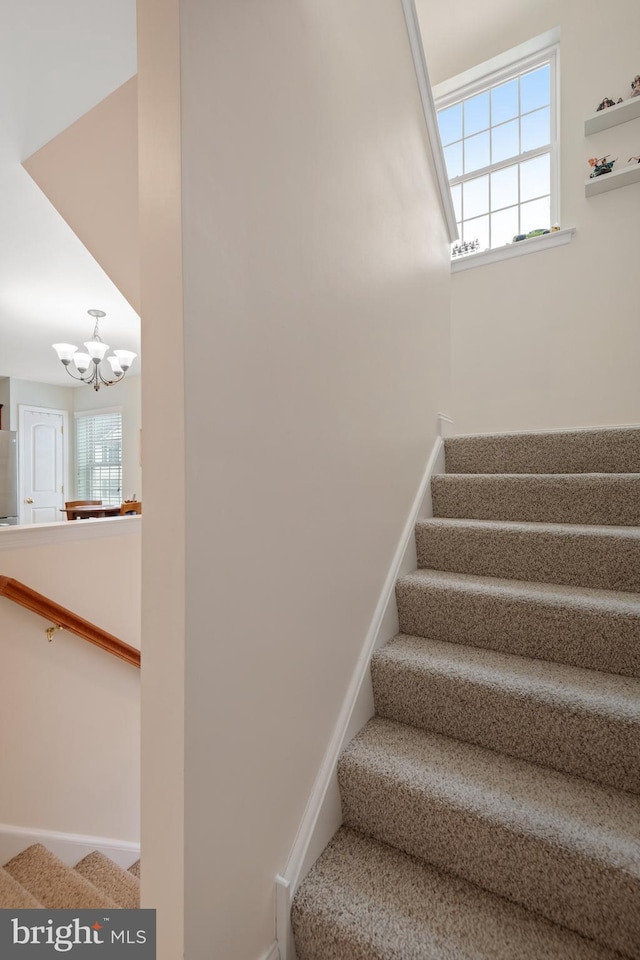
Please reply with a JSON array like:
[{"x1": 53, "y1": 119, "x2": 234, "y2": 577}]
[
  {"x1": 0, "y1": 844, "x2": 140, "y2": 909},
  {"x1": 292, "y1": 426, "x2": 640, "y2": 960}
]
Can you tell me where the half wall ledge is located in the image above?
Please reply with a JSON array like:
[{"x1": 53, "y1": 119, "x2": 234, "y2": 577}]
[{"x1": 0, "y1": 515, "x2": 141, "y2": 550}]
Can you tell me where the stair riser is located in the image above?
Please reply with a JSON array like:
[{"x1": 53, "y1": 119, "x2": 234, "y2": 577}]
[
  {"x1": 395, "y1": 579, "x2": 640, "y2": 678},
  {"x1": 432, "y1": 475, "x2": 640, "y2": 526},
  {"x1": 337, "y1": 757, "x2": 640, "y2": 959},
  {"x1": 444, "y1": 429, "x2": 640, "y2": 475},
  {"x1": 416, "y1": 523, "x2": 640, "y2": 593},
  {"x1": 371, "y1": 656, "x2": 640, "y2": 794}
]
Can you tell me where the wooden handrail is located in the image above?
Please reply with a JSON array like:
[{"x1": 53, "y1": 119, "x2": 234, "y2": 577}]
[{"x1": 0, "y1": 575, "x2": 140, "y2": 668}]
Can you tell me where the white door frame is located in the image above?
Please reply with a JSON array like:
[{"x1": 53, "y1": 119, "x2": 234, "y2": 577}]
[{"x1": 18, "y1": 405, "x2": 70, "y2": 525}]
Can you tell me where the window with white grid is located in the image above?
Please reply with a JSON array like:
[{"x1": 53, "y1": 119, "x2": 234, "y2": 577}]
[
  {"x1": 75, "y1": 409, "x2": 122, "y2": 505},
  {"x1": 436, "y1": 45, "x2": 559, "y2": 255}
]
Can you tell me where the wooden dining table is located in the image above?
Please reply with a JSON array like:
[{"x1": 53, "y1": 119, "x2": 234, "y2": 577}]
[{"x1": 61, "y1": 504, "x2": 122, "y2": 520}]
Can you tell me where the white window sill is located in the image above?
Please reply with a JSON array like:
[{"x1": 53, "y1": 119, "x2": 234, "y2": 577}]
[{"x1": 451, "y1": 226, "x2": 576, "y2": 273}]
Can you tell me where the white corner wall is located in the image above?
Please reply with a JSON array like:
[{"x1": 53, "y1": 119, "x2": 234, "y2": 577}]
[
  {"x1": 137, "y1": 0, "x2": 185, "y2": 956},
  {"x1": 139, "y1": 1, "x2": 451, "y2": 958},
  {"x1": 0, "y1": 522, "x2": 140, "y2": 842},
  {"x1": 418, "y1": 0, "x2": 640, "y2": 434},
  {"x1": 178, "y1": 2, "x2": 450, "y2": 958},
  {"x1": 23, "y1": 77, "x2": 140, "y2": 316}
]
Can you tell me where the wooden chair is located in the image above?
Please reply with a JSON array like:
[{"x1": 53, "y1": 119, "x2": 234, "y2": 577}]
[
  {"x1": 64, "y1": 500, "x2": 101, "y2": 520},
  {"x1": 120, "y1": 501, "x2": 142, "y2": 516}
]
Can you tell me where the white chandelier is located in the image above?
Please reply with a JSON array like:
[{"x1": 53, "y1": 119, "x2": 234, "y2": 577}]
[{"x1": 53, "y1": 309, "x2": 137, "y2": 392}]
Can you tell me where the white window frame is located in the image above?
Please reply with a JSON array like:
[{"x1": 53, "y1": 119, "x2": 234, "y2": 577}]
[
  {"x1": 74, "y1": 407, "x2": 123, "y2": 505},
  {"x1": 435, "y1": 37, "x2": 560, "y2": 258}
]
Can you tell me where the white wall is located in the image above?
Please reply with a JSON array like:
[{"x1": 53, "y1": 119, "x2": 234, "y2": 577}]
[
  {"x1": 418, "y1": 0, "x2": 640, "y2": 434},
  {"x1": 8, "y1": 378, "x2": 73, "y2": 431},
  {"x1": 143, "y1": 2, "x2": 449, "y2": 958},
  {"x1": 0, "y1": 521, "x2": 140, "y2": 841}
]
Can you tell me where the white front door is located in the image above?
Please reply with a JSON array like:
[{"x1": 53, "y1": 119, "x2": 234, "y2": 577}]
[{"x1": 19, "y1": 406, "x2": 68, "y2": 524}]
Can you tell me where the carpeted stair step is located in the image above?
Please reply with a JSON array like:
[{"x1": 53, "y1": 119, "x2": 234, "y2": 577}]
[
  {"x1": 74, "y1": 851, "x2": 140, "y2": 908},
  {"x1": 337, "y1": 718, "x2": 640, "y2": 959},
  {"x1": 371, "y1": 635, "x2": 640, "y2": 793},
  {"x1": 0, "y1": 865, "x2": 43, "y2": 908},
  {"x1": 444, "y1": 427, "x2": 640, "y2": 475},
  {"x1": 431, "y1": 473, "x2": 640, "y2": 525},
  {"x1": 416, "y1": 518, "x2": 640, "y2": 593},
  {"x1": 292, "y1": 826, "x2": 626, "y2": 960},
  {"x1": 396, "y1": 569, "x2": 640, "y2": 678},
  {"x1": 3, "y1": 844, "x2": 118, "y2": 909},
  {"x1": 128, "y1": 859, "x2": 140, "y2": 879}
]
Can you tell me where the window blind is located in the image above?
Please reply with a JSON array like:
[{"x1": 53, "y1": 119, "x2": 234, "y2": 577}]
[{"x1": 75, "y1": 411, "x2": 122, "y2": 505}]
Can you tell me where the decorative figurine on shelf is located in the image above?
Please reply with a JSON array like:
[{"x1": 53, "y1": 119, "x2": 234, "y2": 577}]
[
  {"x1": 452, "y1": 239, "x2": 480, "y2": 258},
  {"x1": 628, "y1": 156, "x2": 640, "y2": 164},
  {"x1": 588, "y1": 156, "x2": 616, "y2": 177},
  {"x1": 596, "y1": 97, "x2": 623, "y2": 111},
  {"x1": 631, "y1": 75, "x2": 640, "y2": 97}
]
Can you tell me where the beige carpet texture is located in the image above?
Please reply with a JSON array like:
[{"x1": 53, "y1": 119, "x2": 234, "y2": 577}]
[
  {"x1": 0, "y1": 844, "x2": 139, "y2": 909},
  {"x1": 431, "y1": 473, "x2": 640, "y2": 526},
  {"x1": 293, "y1": 426, "x2": 640, "y2": 960}
]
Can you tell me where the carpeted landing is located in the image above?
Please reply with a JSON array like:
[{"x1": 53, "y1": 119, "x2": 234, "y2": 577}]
[
  {"x1": 0, "y1": 844, "x2": 140, "y2": 909},
  {"x1": 292, "y1": 426, "x2": 640, "y2": 960}
]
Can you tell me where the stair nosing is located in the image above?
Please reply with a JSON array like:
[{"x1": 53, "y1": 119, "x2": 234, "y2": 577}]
[
  {"x1": 397, "y1": 567, "x2": 640, "y2": 609},
  {"x1": 416, "y1": 516, "x2": 640, "y2": 537}
]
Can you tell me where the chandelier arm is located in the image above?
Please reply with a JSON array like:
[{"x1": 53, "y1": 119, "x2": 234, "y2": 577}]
[
  {"x1": 62, "y1": 365, "x2": 95, "y2": 385},
  {"x1": 97, "y1": 365, "x2": 125, "y2": 388}
]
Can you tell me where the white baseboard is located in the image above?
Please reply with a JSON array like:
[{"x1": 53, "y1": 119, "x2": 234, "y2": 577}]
[
  {"x1": 258, "y1": 942, "x2": 280, "y2": 960},
  {"x1": 0, "y1": 823, "x2": 140, "y2": 870},
  {"x1": 275, "y1": 428, "x2": 448, "y2": 960}
]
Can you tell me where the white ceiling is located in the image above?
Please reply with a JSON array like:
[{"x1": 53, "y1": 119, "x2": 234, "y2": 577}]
[{"x1": 0, "y1": 0, "x2": 138, "y2": 387}]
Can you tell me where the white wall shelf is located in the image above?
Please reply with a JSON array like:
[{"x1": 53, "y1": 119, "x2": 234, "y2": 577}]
[
  {"x1": 585, "y1": 162, "x2": 640, "y2": 197},
  {"x1": 584, "y1": 96, "x2": 640, "y2": 135}
]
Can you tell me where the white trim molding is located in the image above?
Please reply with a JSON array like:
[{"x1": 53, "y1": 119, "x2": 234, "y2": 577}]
[
  {"x1": 401, "y1": 0, "x2": 458, "y2": 242},
  {"x1": 258, "y1": 942, "x2": 281, "y2": 960},
  {"x1": 438, "y1": 413, "x2": 455, "y2": 438},
  {"x1": 0, "y1": 823, "x2": 139, "y2": 871},
  {"x1": 275, "y1": 427, "x2": 450, "y2": 960},
  {"x1": 432, "y1": 27, "x2": 561, "y2": 101},
  {"x1": 452, "y1": 226, "x2": 576, "y2": 273}
]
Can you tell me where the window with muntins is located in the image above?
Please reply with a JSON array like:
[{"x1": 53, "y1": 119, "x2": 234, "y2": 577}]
[
  {"x1": 75, "y1": 410, "x2": 122, "y2": 505},
  {"x1": 436, "y1": 45, "x2": 558, "y2": 255}
]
